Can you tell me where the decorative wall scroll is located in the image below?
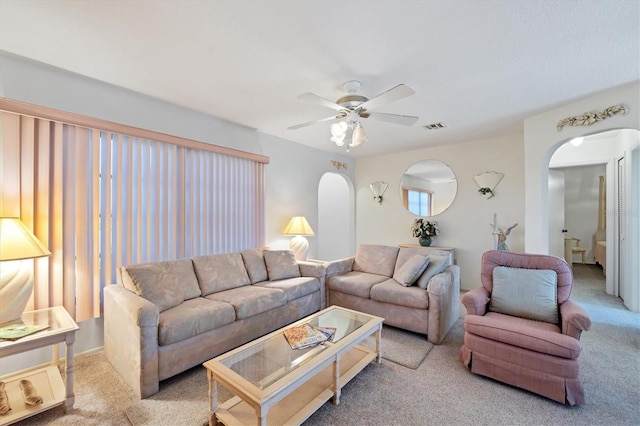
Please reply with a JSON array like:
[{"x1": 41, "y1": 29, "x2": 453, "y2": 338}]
[
  {"x1": 330, "y1": 160, "x2": 348, "y2": 170},
  {"x1": 556, "y1": 104, "x2": 627, "y2": 131}
]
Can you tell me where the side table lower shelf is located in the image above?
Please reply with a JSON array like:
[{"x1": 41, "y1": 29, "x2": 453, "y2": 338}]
[{"x1": 0, "y1": 366, "x2": 66, "y2": 425}]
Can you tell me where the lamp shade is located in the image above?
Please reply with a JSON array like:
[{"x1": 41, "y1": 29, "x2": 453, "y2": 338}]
[
  {"x1": 282, "y1": 216, "x2": 315, "y2": 236},
  {"x1": 0, "y1": 218, "x2": 51, "y2": 324},
  {"x1": 0, "y1": 218, "x2": 51, "y2": 261}
]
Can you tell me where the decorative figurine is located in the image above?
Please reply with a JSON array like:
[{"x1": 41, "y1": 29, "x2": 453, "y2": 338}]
[{"x1": 490, "y1": 213, "x2": 518, "y2": 251}]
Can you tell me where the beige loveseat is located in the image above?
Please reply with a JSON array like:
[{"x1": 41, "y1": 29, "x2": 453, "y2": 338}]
[
  {"x1": 326, "y1": 244, "x2": 460, "y2": 344},
  {"x1": 104, "y1": 249, "x2": 325, "y2": 398}
]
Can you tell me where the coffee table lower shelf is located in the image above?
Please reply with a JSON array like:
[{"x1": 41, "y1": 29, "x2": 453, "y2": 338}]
[{"x1": 215, "y1": 345, "x2": 375, "y2": 426}]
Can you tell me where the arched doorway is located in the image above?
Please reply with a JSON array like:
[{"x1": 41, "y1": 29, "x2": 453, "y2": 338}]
[
  {"x1": 547, "y1": 129, "x2": 639, "y2": 310},
  {"x1": 318, "y1": 172, "x2": 354, "y2": 261}
]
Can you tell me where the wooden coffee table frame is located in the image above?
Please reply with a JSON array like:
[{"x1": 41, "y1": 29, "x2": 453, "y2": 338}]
[{"x1": 203, "y1": 306, "x2": 383, "y2": 426}]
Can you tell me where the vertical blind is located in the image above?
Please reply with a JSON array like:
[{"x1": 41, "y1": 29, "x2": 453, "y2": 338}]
[{"x1": 0, "y1": 111, "x2": 265, "y2": 322}]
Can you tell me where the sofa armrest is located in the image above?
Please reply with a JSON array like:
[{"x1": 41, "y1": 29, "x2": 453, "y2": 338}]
[
  {"x1": 298, "y1": 261, "x2": 327, "y2": 308},
  {"x1": 461, "y1": 287, "x2": 490, "y2": 316},
  {"x1": 426, "y1": 265, "x2": 460, "y2": 344},
  {"x1": 104, "y1": 284, "x2": 160, "y2": 399},
  {"x1": 325, "y1": 257, "x2": 355, "y2": 278},
  {"x1": 560, "y1": 299, "x2": 591, "y2": 340}
]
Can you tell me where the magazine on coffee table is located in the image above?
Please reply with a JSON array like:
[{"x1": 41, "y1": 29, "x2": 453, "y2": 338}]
[{"x1": 284, "y1": 324, "x2": 335, "y2": 349}]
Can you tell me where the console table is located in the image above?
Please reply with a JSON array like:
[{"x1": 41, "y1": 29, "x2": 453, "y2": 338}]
[
  {"x1": 398, "y1": 245, "x2": 456, "y2": 264},
  {"x1": 0, "y1": 306, "x2": 78, "y2": 425}
]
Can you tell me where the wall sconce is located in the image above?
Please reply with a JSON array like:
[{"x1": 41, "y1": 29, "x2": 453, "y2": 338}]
[
  {"x1": 369, "y1": 181, "x2": 388, "y2": 204},
  {"x1": 0, "y1": 217, "x2": 52, "y2": 323},
  {"x1": 473, "y1": 171, "x2": 504, "y2": 199},
  {"x1": 282, "y1": 216, "x2": 315, "y2": 261}
]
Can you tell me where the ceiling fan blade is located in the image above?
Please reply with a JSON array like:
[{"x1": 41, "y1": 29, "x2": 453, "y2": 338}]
[
  {"x1": 367, "y1": 111, "x2": 419, "y2": 126},
  {"x1": 297, "y1": 93, "x2": 346, "y2": 112},
  {"x1": 287, "y1": 115, "x2": 341, "y2": 130},
  {"x1": 358, "y1": 84, "x2": 415, "y2": 112}
]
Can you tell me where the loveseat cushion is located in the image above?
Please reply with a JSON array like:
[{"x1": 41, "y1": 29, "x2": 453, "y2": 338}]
[
  {"x1": 326, "y1": 271, "x2": 388, "y2": 299},
  {"x1": 464, "y1": 312, "x2": 581, "y2": 359},
  {"x1": 158, "y1": 298, "x2": 236, "y2": 346},
  {"x1": 416, "y1": 254, "x2": 451, "y2": 289},
  {"x1": 241, "y1": 248, "x2": 268, "y2": 283},
  {"x1": 263, "y1": 250, "x2": 301, "y2": 280},
  {"x1": 370, "y1": 279, "x2": 429, "y2": 309},
  {"x1": 206, "y1": 286, "x2": 287, "y2": 320},
  {"x1": 192, "y1": 253, "x2": 251, "y2": 296},
  {"x1": 393, "y1": 255, "x2": 430, "y2": 286},
  {"x1": 122, "y1": 258, "x2": 201, "y2": 312},
  {"x1": 257, "y1": 277, "x2": 320, "y2": 302},
  {"x1": 353, "y1": 244, "x2": 399, "y2": 277}
]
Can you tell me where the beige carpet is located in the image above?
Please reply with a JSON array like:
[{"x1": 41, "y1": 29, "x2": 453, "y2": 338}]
[
  {"x1": 124, "y1": 325, "x2": 432, "y2": 425},
  {"x1": 362, "y1": 325, "x2": 433, "y2": 369}
]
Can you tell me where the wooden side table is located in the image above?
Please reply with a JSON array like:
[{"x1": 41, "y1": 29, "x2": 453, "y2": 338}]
[{"x1": 0, "y1": 306, "x2": 79, "y2": 425}]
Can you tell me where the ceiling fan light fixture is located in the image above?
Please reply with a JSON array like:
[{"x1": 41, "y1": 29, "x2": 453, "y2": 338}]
[
  {"x1": 291, "y1": 81, "x2": 417, "y2": 151},
  {"x1": 330, "y1": 121, "x2": 347, "y2": 146},
  {"x1": 351, "y1": 122, "x2": 367, "y2": 147}
]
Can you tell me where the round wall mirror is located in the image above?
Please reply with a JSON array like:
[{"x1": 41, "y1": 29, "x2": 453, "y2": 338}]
[{"x1": 400, "y1": 160, "x2": 457, "y2": 216}]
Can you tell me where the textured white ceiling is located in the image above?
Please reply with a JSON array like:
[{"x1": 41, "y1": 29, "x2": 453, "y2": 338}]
[{"x1": 1, "y1": 0, "x2": 638, "y2": 158}]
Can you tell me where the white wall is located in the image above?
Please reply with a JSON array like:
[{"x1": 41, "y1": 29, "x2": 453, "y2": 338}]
[
  {"x1": 260, "y1": 133, "x2": 354, "y2": 259},
  {"x1": 355, "y1": 133, "x2": 525, "y2": 290},
  {"x1": 0, "y1": 53, "x2": 355, "y2": 371}
]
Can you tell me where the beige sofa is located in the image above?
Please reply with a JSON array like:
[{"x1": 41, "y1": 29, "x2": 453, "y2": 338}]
[
  {"x1": 104, "y1": 248, "x2": 325, "y2": 398},
  {"x1": 326, "y1": 244, "x2": 460, "y2": 344}
]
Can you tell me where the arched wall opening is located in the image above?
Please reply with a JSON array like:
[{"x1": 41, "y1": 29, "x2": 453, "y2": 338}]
[
  {"x1": 318, "y1": 172, "x2": 354, "y2": 261},
  {"x1": 523, "y1": 80, "x2": 639, "y2": 311},
  {"x1": 547, "y1": 129, "x2": 640, "y2": 309}
]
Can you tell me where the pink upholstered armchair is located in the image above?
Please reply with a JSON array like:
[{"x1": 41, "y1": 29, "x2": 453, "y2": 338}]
[{"x1": 459, "y1": 250, "x2": 591, "y2": 405}]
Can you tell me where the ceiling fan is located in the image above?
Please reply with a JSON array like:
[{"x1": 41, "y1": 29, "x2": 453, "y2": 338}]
[{"x1": 288, "y1": 81, "x2": 419, "y2": 150}]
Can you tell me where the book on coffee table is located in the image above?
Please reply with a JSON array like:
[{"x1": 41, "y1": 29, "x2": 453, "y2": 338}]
[
  {"x1": 314, "y1": 326, "x2": 337, "y2": 340},
  {"x1": 283, "y1": 324, "x2": 329, "y2": 349},
  {"x1": 0, "y1": 323, "x2": 49, "y2": 341}
]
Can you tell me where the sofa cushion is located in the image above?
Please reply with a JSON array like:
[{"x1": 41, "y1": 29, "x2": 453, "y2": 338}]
[
  {"x1": 326, "y1": 271, "x2": 389, "y2": 299},
  {"x1": 158, "y1": 298, "x2": 236, "y2": 346},
  {"x1": 416, "y1": 254, "x2": 451, "y2": 289},
  {"x1": 393, "y1": 255, "x2": 430, "y2": 286},
  {"x1": 192, "y1": 253, "x2": 251, "y2": 296},
  {"x1": 263, "y1": 250, "x2": 301, "y2": 280},
  {"x1": 256, "y1": 276, "x2": 320, "y2": 302},
  {"x1": 241, "y1": 248, "x2": 268, "y2": 283},
  {"x1": 463, "y1": 312, "x2": 580, "y2": 359},
  {"x1": 353, "y1": 244, "x2": 399, "y2": 277},
  {"x1": 122, "y1": 258, "x2": 200, "y2": 312},
  {"x1": 490, "y1": 266, "x2": 558, "y2": 324},
  {"x1": 206, "y1": 286, "x2": 287, "y2": 320},
  {"x1": 370, "y1": 279, "x2": 429, "y2": 309}
]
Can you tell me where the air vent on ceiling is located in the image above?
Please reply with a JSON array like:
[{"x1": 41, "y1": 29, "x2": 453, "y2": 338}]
[{"x1": 423, "y1": 122, "x2": 446, "y2": 130}]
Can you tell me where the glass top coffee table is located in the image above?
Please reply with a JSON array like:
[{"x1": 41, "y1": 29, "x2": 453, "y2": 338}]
[{"x1": 203, "y1": 305, "x2": 383, "y2": 426}]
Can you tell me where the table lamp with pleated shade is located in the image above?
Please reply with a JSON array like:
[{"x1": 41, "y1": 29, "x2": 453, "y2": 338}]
[
  {"x1": 0, "y1": 218, "x2": 52, "y2": 324},
  {"x1": 282, "y1": 216, "x2": 315, "y2": 261}
]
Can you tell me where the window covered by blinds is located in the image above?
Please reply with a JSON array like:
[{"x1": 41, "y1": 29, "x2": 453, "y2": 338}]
[{"x1": 0, "y1": 110, "x2": 265, "y2": 321}]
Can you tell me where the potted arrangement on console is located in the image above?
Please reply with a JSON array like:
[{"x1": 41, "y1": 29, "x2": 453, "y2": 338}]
[{"x1": 411, "y1": 218, "x2": 439, "y2": 247}]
